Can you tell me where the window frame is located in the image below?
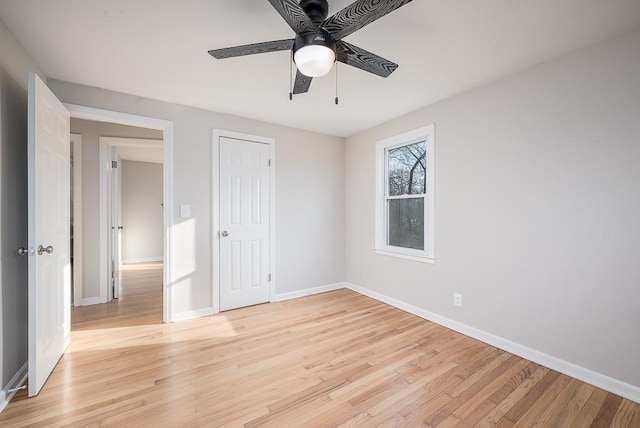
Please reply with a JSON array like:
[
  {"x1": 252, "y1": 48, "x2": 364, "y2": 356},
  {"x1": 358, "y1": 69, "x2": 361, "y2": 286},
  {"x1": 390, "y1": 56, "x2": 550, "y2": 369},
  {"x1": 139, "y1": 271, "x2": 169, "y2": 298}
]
[{"x1": 375, "y1": 124, "x2": 435, "y2": 263}]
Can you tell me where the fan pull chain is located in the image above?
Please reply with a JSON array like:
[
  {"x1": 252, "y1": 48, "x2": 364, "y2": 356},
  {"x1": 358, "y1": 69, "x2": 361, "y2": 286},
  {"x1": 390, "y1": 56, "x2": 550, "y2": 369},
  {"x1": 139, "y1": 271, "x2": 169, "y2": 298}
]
[
  {"x1": 335, "y1": 62, "x2": 339, "y2": 105},
  {"x1": 289, "y1": 51, "x2": 293, "y2": 101}
]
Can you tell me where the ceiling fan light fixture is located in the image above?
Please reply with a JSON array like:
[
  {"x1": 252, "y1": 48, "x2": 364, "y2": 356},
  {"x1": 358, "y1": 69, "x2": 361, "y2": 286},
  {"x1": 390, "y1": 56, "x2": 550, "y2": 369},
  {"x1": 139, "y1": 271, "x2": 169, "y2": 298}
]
[
  {"x1": 294, "y1": 44, "x2": 336, "y2": 77},
  {"x1": 293, "y1": 30, "x2": 336, "y2": 78}
]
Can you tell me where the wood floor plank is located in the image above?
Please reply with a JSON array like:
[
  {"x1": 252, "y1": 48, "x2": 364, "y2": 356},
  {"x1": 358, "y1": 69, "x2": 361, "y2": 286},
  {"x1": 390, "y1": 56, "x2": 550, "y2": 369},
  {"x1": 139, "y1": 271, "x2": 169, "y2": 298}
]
[
  {"x1": 591, "y1": 393, "x2": 623, "y2": 427},
  {"x1": 440, "y1": 357, "x2": 529, "y2": 422},
  {"x1": 520, "y1": 377, "x2": 582, "y2": 427},
  {"x1": 465, "y1": 366, "x2": 550, "y2": 427},
  {"x1": 570, "y1": 388, "x2": 609, "y2": 427},
  {"x1": 1, "y1": 263, "x2": 638, "y2": 427},
  {"x1": 511, "y1": 373, "x2": 573, "y2": 426},
  {"x1": 502, "y1": 369, "x2": 562, "y2": 424},
  {"x1": 611, "y1": 397, "x2": 639, "y2": 428},
  {"x1": 552, "y1": 382, "x2": 596, "y2": 426}
]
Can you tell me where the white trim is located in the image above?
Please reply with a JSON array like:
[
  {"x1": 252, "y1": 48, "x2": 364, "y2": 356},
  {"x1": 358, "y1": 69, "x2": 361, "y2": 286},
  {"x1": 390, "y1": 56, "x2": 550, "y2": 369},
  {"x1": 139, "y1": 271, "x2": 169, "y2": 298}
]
[
  {"x1": 0, "y1": 361, "x2": 28, "y2": 413},
  {"x1": 71, "y1": 134, "x2": 84, "y2": 307},
  {"x1": 172, "y1": 307, "x2": 215, "y2": 322},
  {"x1": 273, "y1": 282, "x2": 347, "y2": 302},
  {"x1": 99, "y1": 137, "x2": 163, "y2": 149},
  {"x1": 375, "y1": 124, "x2": 435, "y2": 261},
  {"x1": 65, "y1": 103, "x2": 174, "y2": 323},
  {"x1": 0, "y1": 111, "x2": 2, "y2": 412},
  {"x1": 211, "y1": 129, "x2": 276, "y2": 314},
  {"x1": 80, "y1": 297, "x2": 104, "y2": 306},
  {"x1": 123, "y1": 257, "x2": 164, "y2": 264},
  {"x1": 269, "y1": 143, "x2": 276, "y2": 306},
  {"x1": 113, "y1": 150, "x2": 122, "y2": 300},
  {"x1": 211, "y1": 132, "x2": 220, "y2": 314},
  {"x1": 374, "y1": 249, "x2": 434, "y2": 264},
  {"x1": 345, "y1": 282, "x2": 640, "y2": 404},
  {"x1": 98, "y1": 140, "x2": 108, "y2": 303}
]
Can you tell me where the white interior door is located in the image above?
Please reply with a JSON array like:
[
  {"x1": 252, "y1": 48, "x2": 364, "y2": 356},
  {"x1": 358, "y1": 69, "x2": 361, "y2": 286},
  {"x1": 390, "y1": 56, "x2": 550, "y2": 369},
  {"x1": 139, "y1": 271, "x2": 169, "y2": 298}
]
[
  {"x1": 219, "y1": 137, "x2": 270, "y2": 311},
  {"x1": 27, "y1": 72, "x2": 71, "y2": 397},
  {"x1": 109, "y1": 149, "x2": 122, "y2": 299}
]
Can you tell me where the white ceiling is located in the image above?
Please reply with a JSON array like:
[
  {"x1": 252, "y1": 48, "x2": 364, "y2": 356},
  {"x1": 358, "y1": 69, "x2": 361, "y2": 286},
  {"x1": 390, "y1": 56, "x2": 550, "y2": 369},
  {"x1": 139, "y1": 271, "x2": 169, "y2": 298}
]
[{"x1": 1, "y1": 0, "x2": 639, "y2": 137}]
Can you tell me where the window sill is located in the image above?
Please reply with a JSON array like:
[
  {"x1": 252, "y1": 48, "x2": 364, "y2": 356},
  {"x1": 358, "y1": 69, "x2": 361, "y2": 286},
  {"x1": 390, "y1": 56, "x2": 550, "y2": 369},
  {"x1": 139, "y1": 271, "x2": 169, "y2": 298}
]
[{"x1": 374, "y1": 248, "x2": 435, "y2": 264}]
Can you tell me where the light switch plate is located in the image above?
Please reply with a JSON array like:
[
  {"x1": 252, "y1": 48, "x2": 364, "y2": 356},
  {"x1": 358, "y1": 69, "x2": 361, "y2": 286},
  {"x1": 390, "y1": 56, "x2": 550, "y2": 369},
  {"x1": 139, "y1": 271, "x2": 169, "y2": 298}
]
[{"x1": 179, "y1": 204, "x2": 191, "y2": 218}]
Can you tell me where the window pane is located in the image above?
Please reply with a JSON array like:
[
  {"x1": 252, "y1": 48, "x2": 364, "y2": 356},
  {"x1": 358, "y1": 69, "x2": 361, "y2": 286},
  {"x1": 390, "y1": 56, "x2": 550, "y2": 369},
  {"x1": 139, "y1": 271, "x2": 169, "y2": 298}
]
[
  {"x1": 387, "y1": 198, "x2": 424, "y2": 250},
  {"x1": 387, "y1": 141, "x2": 426, "y2": 196}
]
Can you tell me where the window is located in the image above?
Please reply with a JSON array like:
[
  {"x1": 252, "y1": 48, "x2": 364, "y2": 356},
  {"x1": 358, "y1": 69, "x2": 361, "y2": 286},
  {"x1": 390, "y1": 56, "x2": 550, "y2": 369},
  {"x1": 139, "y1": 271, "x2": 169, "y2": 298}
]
[{"x1": 375, "y1": 125, "x2": 434, "y2": 263}]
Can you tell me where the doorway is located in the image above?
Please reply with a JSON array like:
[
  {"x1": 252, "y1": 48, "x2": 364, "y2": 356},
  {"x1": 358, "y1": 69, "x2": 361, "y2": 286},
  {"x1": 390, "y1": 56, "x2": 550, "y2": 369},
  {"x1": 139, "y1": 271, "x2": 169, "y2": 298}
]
[
  {"x1": 100, "y1": 137, "x2": 164, "y2": 302},
  {"x1": 66, "y1": 105, "x2": 174, "y2": 323}
]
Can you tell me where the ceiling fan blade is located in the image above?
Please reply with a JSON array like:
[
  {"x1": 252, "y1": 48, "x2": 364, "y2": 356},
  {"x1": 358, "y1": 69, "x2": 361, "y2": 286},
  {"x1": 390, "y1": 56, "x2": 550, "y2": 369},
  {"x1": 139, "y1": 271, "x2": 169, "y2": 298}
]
[
  {"x1": 323, "y1": 0, "x2": 413, "y2": 40},
  {"x1": 293, "y1": 70, "x2": 313, "y2": 94},
  {"x1": 336, "y1": 41, "x2": 398, "y2": 78},
  {"x1": 208, "y1": 39, "x2": 294, "y2": 59},
  {"x1": 267, "y1": 0, "x2": 318, "y2": 34}
]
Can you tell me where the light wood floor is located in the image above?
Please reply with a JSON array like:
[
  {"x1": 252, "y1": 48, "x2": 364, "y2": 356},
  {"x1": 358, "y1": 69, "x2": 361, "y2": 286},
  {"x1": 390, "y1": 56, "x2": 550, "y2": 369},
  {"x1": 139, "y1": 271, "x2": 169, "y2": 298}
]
[{"x1": 1, "y1": 264, "x2": 638, "y2": 427}]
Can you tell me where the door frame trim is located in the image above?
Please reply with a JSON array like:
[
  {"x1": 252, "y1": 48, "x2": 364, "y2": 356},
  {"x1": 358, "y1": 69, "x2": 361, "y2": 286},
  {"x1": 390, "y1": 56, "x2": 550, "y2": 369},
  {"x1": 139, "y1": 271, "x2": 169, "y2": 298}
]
[
  {"x1": 71, "y1": 133, "x2": 83, "y2": 307},
  {"x1": 99, "y1": 137, "x2": 162, "y2": 303},
  {"x1": 212, "y1": 129, "x2": 276, "y2": 313},
  {"x1": 65, "y1": 103, "x2": 174, "y2": 323}
]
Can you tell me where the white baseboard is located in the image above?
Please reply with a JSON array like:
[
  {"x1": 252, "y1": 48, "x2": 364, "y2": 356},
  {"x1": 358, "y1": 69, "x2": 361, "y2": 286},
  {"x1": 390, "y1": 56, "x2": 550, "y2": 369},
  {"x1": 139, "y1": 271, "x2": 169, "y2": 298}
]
[
  {"x1": 345, "y1": 282, "x2": 640, "y2": 404},
  {"x1": 172, "y1": 306, "x2": 215, "y2": 322},
  {"x1": 273, "y1": 282, "x2": 347, "y2": 302},
  {"x1": 123, "y1": 257, "x2": 164, "y2": 264},
  {"x1": 171, "y1": 283, "x2": 345, "y2": 322},
  {"x1": 0, "y1": 361, "x2": 28, "y2": 414},
  {"x1": 80, "y1": 296, "x2": 105, "y2": 306}
]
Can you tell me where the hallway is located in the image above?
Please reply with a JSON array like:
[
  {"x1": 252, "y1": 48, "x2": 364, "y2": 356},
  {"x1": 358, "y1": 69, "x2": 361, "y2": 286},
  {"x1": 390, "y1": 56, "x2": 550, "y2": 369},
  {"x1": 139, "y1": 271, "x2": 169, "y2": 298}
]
[{"x1": 72, "y1": 262, "x2": 164, "y2": 329}]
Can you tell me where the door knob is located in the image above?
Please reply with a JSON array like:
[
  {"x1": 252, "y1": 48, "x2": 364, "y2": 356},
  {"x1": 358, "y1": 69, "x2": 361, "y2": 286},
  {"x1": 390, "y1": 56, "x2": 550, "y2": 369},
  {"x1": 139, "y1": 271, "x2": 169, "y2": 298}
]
[
  {"x1": 17, "y1": 247, "x2": 28, "y2": 256},
  {"x1": 221, "y1": 231, "x2": 229, "y2": 237},
  {"x1": 38, "y1": 245, "x2": 54, "y2": 255}
]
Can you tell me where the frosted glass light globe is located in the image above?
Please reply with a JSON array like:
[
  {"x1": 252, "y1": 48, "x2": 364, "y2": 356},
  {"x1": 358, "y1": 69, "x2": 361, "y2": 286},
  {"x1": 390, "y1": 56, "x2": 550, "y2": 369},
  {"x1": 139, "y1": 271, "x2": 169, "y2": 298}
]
[{"x1": 294, "y1": 45, "x2": 336, "y2": 77}]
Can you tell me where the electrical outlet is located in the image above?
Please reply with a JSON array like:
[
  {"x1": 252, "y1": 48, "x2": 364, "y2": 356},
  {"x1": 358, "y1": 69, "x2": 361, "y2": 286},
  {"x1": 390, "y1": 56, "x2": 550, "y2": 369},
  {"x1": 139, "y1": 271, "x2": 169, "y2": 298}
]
[{"x1": 453, "y1": 293, "x2": 463, "y2": 308}]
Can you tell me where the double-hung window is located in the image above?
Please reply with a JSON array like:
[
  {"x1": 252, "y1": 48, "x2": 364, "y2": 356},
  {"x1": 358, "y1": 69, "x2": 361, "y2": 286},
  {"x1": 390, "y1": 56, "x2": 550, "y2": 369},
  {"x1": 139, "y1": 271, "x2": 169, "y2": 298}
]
[{"x1": 375, "y1": 125, "x2": 434, "y2": 263}]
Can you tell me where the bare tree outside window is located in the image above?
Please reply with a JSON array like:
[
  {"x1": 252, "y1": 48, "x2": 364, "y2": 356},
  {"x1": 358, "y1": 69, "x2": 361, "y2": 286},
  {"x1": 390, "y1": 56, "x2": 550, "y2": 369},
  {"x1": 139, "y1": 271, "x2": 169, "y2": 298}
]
[
  {"x1": 386, "y1": 141, "x2": 426, "y2": 250},
  {"x1": 388, "y1": 142, "x2": 426, "y2": 196}
]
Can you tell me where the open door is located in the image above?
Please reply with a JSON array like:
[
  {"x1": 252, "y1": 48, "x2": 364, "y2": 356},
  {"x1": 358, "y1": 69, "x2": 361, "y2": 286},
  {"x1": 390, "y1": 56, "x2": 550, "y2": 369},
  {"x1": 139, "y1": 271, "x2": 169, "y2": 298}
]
[
  {"x1": 27, "y1": 72, "x2": 71, "y2": 397},
  {"x1": 109, "y1": 148, "x2": 123, "y2": 299}
]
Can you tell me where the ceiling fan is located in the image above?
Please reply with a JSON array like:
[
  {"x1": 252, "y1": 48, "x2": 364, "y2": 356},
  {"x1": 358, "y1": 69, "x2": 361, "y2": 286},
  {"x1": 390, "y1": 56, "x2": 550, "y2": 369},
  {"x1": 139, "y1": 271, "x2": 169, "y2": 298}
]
[{"x1": 208, "y1": 0, "x2": 413, "y2": 97}]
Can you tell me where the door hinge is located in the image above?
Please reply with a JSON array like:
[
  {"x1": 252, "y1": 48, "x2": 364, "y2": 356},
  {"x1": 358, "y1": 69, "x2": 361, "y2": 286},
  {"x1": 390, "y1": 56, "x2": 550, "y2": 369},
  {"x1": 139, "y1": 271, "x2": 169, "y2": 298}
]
[
  {"x1": 111, "y1": 160, "x2": 118, "y2": 169},
  {"x1": 268, "y1": 274, "x2": 272, "y2": 282},
  {"x1": 268, "y1": 159, "x2": 271, "y2": 167}
]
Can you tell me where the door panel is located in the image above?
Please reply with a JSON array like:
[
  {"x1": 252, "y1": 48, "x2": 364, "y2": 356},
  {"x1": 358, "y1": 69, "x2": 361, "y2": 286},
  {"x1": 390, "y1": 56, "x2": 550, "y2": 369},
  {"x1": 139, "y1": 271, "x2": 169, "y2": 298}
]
[
  {"x1": 219, "y1": 137, "x2": 270, "y2": 311},
  {"x1": 109, "y1": 150, "x2": 122, "y2": 299},
  {"x1": 28, "y1": 72, "x2": 71, "y2": 397}
]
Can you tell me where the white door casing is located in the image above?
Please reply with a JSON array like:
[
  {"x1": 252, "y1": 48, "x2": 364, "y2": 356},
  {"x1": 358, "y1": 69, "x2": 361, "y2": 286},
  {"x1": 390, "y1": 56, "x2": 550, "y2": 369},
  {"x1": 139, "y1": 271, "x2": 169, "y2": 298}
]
[
  {"x1": 218, "y1": 136, "x2": 271, "y2": 311},
  {"x1": 27, "y1": 72, "x2": 71, "y2": 397},
  {"x1": 109, "y1": 148, "x2": 123, "y2": 299},
  {"x1": 71, "y1": 133, "x2": 83, "y2": 307},
  {"x1": 68, "y1": 107, "x2": 173, "y2": 323}
]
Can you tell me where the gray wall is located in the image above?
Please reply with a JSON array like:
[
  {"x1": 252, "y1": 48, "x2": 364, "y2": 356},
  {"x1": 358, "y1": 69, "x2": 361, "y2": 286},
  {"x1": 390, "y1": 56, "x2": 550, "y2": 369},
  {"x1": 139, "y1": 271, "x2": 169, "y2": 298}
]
[
  {"x1": 0, "y1": 21, "x2": 44, "y2": 400},
  {"x1": 122, "y1": 160, "x2": 163, "y2": 263},
  {"x1": 345, "y1": 29, "x2": 640, "y2": 389},
  {"x1": 70, "y1": 118, "x2": 162, "y2": 301},
  {"x1": 55, "y1": 81, "x2": 346, "y2": 316}
]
